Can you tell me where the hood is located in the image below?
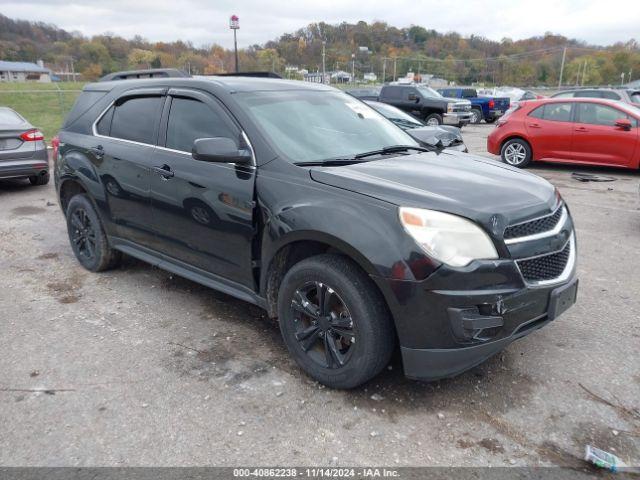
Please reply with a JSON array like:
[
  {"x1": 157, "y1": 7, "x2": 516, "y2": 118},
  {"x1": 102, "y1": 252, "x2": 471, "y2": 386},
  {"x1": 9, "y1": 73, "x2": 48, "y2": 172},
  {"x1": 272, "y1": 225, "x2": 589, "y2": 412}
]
[
  {"x1": 407, "y1": 125, "x2": 462, "y2": 147},
  {"x1": 309, "y1": 151, "x2": 557, "y2": 235}
]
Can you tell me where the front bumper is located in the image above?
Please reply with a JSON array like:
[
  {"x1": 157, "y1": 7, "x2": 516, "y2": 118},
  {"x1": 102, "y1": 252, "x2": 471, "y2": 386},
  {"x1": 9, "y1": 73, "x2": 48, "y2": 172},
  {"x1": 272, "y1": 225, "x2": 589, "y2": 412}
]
[
  {"x1": 443, "y1": 112, "x2": 472, "y2": 125},
  {"x1": 372, "y1": 257, "x2": 578, "y2": 382},
  {"x1": 0, "y1": 152, "x2": 49, "y2": 180}
]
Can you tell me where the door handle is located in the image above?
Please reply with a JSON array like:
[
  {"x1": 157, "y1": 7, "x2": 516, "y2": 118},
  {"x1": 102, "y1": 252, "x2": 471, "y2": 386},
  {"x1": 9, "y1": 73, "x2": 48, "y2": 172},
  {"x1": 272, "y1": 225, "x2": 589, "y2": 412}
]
[
  {"x1": 574, "y1": 127, "x2": 588, "y2": 132},
  {"x1": 528, "y1": 123, "x2": 541, "y2": 128},
  {"x1": 152, "y1": 165, "x2": 174, "y2": 179},
  {"x1": 90, "y1": 145, "x2": 104, "y2": 158}
]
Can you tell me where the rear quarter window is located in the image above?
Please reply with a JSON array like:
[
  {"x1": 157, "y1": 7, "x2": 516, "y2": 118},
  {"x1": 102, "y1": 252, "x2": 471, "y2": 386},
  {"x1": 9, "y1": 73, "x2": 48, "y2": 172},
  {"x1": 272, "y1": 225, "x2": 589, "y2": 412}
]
[{"x1": 63, "y1": 90, "x2": 108, "y2": 128}]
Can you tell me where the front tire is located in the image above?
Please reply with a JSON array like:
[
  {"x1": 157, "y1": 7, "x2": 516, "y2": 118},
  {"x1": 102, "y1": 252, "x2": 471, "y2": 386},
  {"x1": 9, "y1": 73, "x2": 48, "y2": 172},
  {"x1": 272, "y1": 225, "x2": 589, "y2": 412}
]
[
  {"x1": 277, "y1": 254, "x2": 395, "y2": 389},
  {"x1": 469, "y1": 108, "x2": 482, "y2": 124},
  {"x1": 424, "y1": 113, "x2": 443, "y2": 126},
  {"x1": 66, "y1": 194, "x2": 121, "y2": 272},
  {"x1": 501, "y1": 138, "x2": 532, "y2": 168}
]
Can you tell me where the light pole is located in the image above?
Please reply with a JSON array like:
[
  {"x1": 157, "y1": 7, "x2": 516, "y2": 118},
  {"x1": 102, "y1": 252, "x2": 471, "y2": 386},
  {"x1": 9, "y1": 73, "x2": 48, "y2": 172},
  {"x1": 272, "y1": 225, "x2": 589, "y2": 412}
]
[{"x1": 229, "y1": 14, "x2": 240, "y2": 73}]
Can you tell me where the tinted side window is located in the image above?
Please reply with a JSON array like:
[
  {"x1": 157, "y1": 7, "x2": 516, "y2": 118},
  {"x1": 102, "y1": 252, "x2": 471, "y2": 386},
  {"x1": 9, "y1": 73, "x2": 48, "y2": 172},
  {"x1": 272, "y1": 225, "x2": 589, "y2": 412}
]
[
  {"x1": 601, "y1": 91, "x2": 622, "y2": 100},
  {"x1": 543, "y1": 103, "x2": 572, "y2": 122},
  {"x1": 96, "y1": 106, "x2": 114, "y2": 136},
  {"x1": 575, "y1": 103, "x2": 633, "y2": 126},
  {"x1": 110, "y1": 96, "x2": 163, "y2": 144},
  {"x1": 382, "y1": 87, "x2": 402, "y2": 100},
  {"x1": 166, "y1": 97, "x2": 236, "y2": 153},
  {"x1": 552, "y1": 92, "x2": 574, "y2": 99}
]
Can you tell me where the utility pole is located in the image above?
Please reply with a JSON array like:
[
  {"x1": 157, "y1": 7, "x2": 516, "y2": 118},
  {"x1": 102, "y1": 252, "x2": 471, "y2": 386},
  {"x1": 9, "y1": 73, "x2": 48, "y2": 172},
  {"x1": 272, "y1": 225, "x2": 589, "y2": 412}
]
[
  {"x1": 629, "y1": 68, "x2": 633, "y2": 83},
  {"x1": 351, "y1": 53, "x2": 356, "y2": 85},
  {"x1": 558, "y1": 47, "x2": 567, "y2": 88},
  {"x1": 230, "y1": 15, "x2": 240, "y2": 73},
  {"x1": 382, "y1": 58, "x2": 386, "y2": 84},
  {"x1": 581, "y1": 61, "x2": 587, "y2": 86},
  {"x1": 322, "y1": 41, "x2": 326, "y2": 84},
  {"x1": 393, "y1": 57, "x2": 397, "y2": 81},
  {"x1": 69, "y1": 57, "x2": 76, "y2": 82}
]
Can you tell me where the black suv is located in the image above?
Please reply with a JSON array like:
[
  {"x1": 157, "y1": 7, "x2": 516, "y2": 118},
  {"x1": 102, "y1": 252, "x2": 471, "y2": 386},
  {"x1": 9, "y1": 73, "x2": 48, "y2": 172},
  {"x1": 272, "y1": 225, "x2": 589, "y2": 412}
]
[{"x1": 55, "y1": 76, "x2": 578, "y2": 389}]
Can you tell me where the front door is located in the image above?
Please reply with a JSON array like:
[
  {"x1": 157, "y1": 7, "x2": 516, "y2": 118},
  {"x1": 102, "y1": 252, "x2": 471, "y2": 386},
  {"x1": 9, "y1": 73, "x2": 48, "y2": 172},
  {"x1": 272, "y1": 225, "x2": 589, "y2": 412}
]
[
  {"x1": 571, "y1": 102, "x2": 639, "y2": 167},
  {"x1": 93, "y1": 92, "x2": 165, "y2": 248},
  {"x1": 150, "y1": 89, "x2": 256, "y2": 288}
]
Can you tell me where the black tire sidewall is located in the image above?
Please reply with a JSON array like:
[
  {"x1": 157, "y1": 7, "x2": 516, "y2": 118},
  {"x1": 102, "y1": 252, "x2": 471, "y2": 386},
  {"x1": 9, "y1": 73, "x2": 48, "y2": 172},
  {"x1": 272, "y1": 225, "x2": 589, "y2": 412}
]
[
  {"x1": 424, "y1": 113, "x2": 443, "y2": 125},
  {"x1": 470, "y1": 108, "x2": 482, "y2": 124},
  {"x1": 277, "y1": 255, "x2": 393, "y2": 389},
  {"x1": 66, "y1": 195, "x2": 109, "y2": 271},
  {"x1": 501, "y1": 139, "x2": 532, "y2": 168}
]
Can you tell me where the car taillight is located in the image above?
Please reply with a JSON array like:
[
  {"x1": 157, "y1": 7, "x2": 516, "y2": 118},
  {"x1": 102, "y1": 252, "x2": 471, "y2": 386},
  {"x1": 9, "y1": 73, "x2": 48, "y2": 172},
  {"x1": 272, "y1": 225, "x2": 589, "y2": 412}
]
[
  {"x1": 488, "y1": 99, "x2": 495, "y2": 109},
  {"x1": 20, "y1": 129, "x2": 44, "y2": 142}
]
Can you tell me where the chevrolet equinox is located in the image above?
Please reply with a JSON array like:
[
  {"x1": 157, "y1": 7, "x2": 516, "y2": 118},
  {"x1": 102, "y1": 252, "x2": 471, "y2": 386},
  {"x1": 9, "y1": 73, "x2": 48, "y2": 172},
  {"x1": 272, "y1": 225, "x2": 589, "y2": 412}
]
[{"x1": 55, "y1": 76, "x2": 578, "y2": 389}]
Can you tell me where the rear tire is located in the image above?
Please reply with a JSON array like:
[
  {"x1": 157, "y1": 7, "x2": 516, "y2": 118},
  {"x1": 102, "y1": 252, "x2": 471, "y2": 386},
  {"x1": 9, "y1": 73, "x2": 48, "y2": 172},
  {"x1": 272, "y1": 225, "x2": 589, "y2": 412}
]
[
  {"x1": 65, "y1": 194, "x2": 121, "y2": 272},
  {"x1": 277, "y1": 254, "x2": 395, "y2": 389},
  {"x1": 29, "y1": 172, "x2": 50, "y2": 186},
  {"x1": 501, "y1": 138, "x2": 532, "y2": 168},
  {"x1": 424, "y1": 113, "x2": 443, "y2": 126}
]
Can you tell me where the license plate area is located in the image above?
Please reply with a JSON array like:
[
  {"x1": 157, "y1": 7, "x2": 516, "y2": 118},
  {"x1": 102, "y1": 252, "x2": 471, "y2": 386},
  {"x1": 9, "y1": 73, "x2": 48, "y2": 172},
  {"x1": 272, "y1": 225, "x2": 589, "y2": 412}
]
[{"x1": 548, "y1": 279, "x2": 578, "y2": 320}]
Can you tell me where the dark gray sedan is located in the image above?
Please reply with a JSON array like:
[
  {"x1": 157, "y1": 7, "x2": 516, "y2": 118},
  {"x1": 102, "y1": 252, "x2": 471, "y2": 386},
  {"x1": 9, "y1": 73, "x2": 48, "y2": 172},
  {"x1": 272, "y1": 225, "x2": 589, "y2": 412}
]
[
  {"x1": 364, "y1": 100, "x2": 467, "y2": 152},
  {"x1": 0, "y1": 107, "x2": 49, "y2": 185}
]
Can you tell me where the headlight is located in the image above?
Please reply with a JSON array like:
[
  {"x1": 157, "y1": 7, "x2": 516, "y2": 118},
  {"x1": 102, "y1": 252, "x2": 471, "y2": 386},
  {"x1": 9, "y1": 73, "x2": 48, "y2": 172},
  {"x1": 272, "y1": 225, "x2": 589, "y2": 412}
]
[
  {"x1": 399, "y1": 207, "x2": 498, "y2": 267},
  {"x1": 447, "y1": 103, "x2": 455, "y2": 113}
]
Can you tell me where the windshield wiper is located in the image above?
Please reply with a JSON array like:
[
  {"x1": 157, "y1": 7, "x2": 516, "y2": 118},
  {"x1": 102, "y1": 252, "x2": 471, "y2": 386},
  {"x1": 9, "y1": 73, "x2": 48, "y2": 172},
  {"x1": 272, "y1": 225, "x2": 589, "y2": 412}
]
[
  {"x1": 294, "y1": 145, "x2": 431, "y2": 167},
  {"x1": 294, "y1": 158, "x2": 371, "y2": 167},
  {"x1": 354, "y1": 145, "x2": 430, "y2": 159}
]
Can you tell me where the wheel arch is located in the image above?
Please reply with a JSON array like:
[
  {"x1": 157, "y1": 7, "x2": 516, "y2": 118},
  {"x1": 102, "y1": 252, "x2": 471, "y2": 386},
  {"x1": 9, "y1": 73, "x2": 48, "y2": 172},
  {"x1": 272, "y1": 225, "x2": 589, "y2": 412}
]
[
  {"x1": 58, "y1": 177, "x2": 89, "y2": 213},
  {"x1": 260, "y1": 232, "x2": 383, "y2": 319},
  {"x1": 500, "y1": 135, "x2": 534, "y2": 159}
]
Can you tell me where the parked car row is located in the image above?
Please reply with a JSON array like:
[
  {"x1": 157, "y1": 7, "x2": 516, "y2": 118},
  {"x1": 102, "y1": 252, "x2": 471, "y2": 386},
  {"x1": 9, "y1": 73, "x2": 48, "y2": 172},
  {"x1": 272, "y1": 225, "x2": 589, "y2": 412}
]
[{"x1": 348, "y1": 85, "x2": 473, "y2": 127}]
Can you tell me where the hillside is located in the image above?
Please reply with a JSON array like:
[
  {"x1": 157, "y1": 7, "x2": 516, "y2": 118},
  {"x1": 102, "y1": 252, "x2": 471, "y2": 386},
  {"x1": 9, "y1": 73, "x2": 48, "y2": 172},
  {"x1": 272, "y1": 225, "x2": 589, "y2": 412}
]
[{"x1": 0, "y1": 14, "x2": 638, "y2": 86}]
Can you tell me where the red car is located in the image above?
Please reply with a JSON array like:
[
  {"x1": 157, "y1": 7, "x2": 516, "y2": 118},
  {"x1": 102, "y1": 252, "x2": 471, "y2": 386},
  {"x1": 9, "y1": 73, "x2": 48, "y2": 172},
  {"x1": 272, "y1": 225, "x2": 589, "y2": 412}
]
[{"x1": 487, "y1": 98, "x2": 640, "y2": 168}]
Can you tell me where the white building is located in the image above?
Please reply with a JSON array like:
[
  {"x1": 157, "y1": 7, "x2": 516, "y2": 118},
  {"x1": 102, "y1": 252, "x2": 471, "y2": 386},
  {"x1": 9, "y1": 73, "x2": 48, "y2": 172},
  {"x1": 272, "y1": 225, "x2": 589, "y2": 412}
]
[
  {"x1": 363, "y1": 72, "x2": 377, "y2": 82},
  {"x1": 0, "y1": 60, "x2": 52, "y2": 82}
]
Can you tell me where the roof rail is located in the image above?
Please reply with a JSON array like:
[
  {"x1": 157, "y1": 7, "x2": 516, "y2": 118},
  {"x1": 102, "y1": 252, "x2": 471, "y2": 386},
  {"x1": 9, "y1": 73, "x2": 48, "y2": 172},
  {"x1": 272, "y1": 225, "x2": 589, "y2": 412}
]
[
  {"x1": 99, "y1": 68, "x2": 190, "y2": 82},
  {"x1": 213, "y1": 72, "x2": 282, "y2": 79}
]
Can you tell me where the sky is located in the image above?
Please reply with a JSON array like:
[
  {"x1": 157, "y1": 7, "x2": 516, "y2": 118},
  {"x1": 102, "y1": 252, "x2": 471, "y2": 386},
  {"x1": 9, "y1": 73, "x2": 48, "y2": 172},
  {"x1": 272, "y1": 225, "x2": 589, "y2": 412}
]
[{"x1": 1, "y1": 0, "x2": 639, "y2": 49}]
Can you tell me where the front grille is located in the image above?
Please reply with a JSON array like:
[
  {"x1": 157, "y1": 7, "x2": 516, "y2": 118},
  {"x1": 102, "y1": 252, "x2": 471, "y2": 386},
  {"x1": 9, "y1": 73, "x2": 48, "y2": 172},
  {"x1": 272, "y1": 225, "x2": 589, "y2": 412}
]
[
  {"x1": 504, "y1": 204, "x2": 564, "y2": 240},
  {"x1": 517, "y1": 240, "x2": 571, "y2": 282}
]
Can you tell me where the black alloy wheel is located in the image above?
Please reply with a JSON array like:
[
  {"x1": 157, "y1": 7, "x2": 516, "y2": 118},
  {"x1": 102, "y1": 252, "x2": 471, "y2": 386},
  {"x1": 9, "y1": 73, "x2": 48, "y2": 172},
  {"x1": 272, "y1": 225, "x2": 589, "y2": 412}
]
[
  {"x1": 291, "y1": 281, "x2": 357, "y2": 369},
  {"x1": 70, "y1": 207, "x2": 97, "y2": 262},
  {"x1": 277, "y1": 254, "x2": 395, "y2": 389}
]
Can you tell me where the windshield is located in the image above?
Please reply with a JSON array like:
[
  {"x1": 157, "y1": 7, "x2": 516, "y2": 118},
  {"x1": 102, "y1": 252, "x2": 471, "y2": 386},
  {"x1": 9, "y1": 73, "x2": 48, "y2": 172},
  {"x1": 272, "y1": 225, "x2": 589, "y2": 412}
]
[
  {"x1": 234, "y1": 90, "x2": 417, "y2": 163},
  {"x1": 366, "y1": 102, "x2": 423, "y2": 127},
  {"x1": 417, "y1": 86, "x2": 443, "y2": 98}
]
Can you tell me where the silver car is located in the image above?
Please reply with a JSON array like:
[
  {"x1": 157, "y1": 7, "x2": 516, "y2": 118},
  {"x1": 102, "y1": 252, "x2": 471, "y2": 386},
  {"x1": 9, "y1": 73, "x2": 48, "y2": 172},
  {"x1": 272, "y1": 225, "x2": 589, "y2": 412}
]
[{"x1": 0, "y1": 107, "x2": 49, "y2": 185}]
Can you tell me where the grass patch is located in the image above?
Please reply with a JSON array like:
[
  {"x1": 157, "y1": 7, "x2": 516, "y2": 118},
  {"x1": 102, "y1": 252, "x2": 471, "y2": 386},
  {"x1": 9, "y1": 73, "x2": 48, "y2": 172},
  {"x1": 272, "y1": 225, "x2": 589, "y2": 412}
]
[{"x1": 0, "y1": 82, "x2": 86, "y2": 141}]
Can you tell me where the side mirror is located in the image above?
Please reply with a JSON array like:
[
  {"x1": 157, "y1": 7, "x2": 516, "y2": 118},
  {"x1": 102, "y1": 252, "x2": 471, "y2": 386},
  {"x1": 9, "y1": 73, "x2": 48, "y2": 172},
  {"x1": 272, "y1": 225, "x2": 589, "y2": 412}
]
[
  {"x1": 192, "y1": 137, "x2": 251, "y2": 163},
  {"x1": 614, "y1": 118, "x2": 632, "y2": 131}
]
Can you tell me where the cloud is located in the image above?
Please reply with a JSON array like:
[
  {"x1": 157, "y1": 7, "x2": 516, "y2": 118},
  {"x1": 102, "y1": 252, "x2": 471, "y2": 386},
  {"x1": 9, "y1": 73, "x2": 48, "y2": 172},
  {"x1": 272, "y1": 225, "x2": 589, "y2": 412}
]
[{"x1": 1, "y1": 0, "x2": 638, "y2": 48}]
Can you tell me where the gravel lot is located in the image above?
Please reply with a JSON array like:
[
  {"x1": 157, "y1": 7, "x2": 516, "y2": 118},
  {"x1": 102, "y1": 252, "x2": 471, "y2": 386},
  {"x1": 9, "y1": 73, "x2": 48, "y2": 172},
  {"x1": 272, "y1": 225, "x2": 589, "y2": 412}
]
[{"x1": 1, "y1": 124, "x2": 639, "y2": 468}]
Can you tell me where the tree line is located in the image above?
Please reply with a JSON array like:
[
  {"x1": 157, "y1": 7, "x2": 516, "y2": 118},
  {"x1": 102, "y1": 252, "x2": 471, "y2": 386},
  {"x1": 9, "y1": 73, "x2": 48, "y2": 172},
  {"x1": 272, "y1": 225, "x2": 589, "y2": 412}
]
[{"x1": 0, "y1": 14, "x2": 638, "y2": 86}]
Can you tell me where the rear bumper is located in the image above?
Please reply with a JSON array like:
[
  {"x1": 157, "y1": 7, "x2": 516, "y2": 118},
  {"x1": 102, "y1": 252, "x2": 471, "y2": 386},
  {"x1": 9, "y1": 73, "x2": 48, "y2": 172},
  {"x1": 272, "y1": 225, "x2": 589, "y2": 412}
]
[
  {"x1": 0, "y1": 156, "x2": 49, "y2": 180},
  {"x1": 443, "y1": 112, "x2": 472, "y2": 125}
]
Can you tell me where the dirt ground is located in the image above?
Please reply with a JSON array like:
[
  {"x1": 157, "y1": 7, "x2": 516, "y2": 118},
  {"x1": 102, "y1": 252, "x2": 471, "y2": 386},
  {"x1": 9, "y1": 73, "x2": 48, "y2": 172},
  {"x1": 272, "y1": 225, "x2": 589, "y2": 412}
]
[{"x1": 0, "y1": 124, "x2": 639, "y2": 468}]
